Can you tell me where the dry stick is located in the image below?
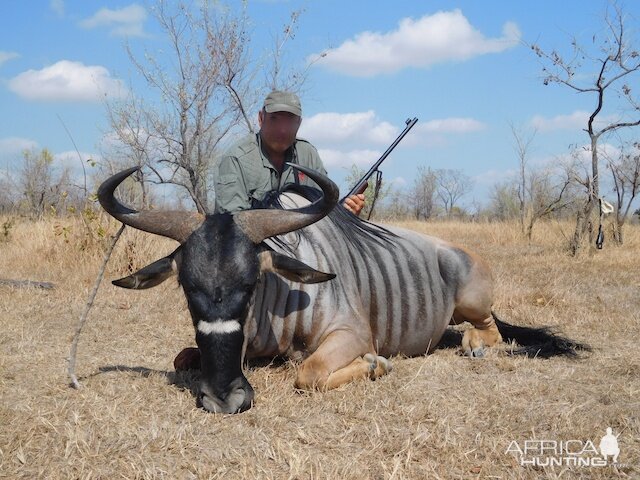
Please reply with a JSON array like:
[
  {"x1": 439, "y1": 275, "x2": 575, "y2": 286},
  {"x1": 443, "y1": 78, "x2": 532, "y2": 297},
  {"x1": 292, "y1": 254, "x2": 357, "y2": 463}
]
[
  {"x1": 0, "y1": 279, "x2": 55, "y2": 289},
  {"x1": 68, "y1": 223, "x2": 126, "y2": 389}
]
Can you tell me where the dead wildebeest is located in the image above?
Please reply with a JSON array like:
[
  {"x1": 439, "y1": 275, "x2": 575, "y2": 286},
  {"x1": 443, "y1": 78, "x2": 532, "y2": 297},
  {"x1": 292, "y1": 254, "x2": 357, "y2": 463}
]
[{"x1": 98, "y1": 165, "x2": 588, "y2": 413}]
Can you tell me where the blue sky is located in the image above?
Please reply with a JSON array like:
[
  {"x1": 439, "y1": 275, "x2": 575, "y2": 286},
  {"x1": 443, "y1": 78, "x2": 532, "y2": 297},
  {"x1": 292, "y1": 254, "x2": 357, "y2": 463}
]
[{"x1": 1, "y1": 1, "x2": 639, "y2": 209}]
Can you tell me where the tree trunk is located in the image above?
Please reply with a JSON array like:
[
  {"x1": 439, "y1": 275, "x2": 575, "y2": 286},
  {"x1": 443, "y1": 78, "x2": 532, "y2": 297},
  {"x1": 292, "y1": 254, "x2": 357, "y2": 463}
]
[
  {"x1": 570, "y1": 199, "x2": 596, "y2": 256},
  {"x1": 611, "y1": 217, "x2": 624, "y2": 245},
  {"x1": 526, "y1": 218, "x2": 534, "y2": 242}
]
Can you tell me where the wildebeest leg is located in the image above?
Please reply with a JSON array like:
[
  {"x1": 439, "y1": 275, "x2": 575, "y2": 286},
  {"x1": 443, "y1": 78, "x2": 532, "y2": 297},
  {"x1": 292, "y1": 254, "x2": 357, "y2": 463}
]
[
  {"x1": 459, "y1": 315, "x2": 502, "y2": 358},
  {"x1": 174, "y1": 347, "x2": 201, "y2": 370},
  {"x1": 294, "y1": 330, "x2": 391, "y2": 390},
  {"x1": 452, "y1": 258, "x2": 501, "y2": 358}
]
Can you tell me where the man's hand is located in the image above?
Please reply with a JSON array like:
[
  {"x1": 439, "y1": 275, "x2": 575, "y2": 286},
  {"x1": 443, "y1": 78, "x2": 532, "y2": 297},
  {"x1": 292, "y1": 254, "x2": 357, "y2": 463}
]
[{"x1": 343, "y1": 194, "x2": 366, "y2": 216}]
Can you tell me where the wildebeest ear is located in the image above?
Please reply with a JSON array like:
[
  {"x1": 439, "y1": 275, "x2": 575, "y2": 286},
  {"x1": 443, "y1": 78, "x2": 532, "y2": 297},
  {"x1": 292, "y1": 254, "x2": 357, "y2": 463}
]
[
  {"x1": 258, "y1": 251, "x2": 336, "y2": 284},
  {"x1": 112, "y1": 255, "x2": 177, "y2": 290}
]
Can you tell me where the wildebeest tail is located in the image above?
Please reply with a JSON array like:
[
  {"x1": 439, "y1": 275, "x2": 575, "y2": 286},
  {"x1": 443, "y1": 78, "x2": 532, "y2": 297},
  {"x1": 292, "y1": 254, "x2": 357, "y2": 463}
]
[{"x1": 492, "y1": 311, "x2": 591, "y2": 358}]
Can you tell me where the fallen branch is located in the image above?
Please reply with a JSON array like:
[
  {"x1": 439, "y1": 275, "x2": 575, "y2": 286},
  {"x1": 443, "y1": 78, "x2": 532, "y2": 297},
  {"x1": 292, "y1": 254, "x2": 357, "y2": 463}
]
[
  {"x1": 68, "y1": 224, "x2": 126, "y2": 389},
  {"x1": 0, "y1": 279, "x2": 55, "y2": 290}
]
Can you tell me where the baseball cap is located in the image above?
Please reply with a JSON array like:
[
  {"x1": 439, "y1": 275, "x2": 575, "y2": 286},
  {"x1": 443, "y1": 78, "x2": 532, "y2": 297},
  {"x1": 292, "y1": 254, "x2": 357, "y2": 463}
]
[{"x1": 263, "y1": 90, "x2": 302, "y2": 117}]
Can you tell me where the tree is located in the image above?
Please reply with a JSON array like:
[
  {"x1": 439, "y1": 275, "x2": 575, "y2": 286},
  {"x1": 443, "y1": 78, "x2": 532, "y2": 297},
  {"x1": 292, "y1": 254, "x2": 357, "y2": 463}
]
[
  {"x1": 489, "y1": 181, "x2": 520, "y2": 221},
  {"x1": 531, "y1": 3, "x2": 640, "y2": 255},
  {"x1": 343, "y1": 164, "x2": 392, "y2": 219},
  {"x1": 107, "y1": 1, "x2": 306, "y2": 214},
  {"x1": 378, "y1": 188, "x2": 410, "y2": 220},
  {"x1": 606, "y1": 141, "x2": 640, "y2": 243},
  {"x1": 523, "y1": 166, "x2": 575, "y2": 240},
  {"x1": 410, "y1": 166, "x2": 437, "y2": 220},
  {"x1": 435, "y1": 169, "x2": 473, "y2": 217},
  {"x1": 510, "y1": 123, "x2": 538, "y2": 232},
  {"x1": 18, "y1": 148, "x2": 70, "y2": 218},
  {"x1": 0, "y1": 169, "x2": 17, "y2": 214}
]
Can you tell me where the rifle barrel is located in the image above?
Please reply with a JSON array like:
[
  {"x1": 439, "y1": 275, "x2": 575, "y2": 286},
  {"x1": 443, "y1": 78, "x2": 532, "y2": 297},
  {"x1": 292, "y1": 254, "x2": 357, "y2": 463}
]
[{"x1": 343, "y1": 117, "x2": 418, "y2": 201}]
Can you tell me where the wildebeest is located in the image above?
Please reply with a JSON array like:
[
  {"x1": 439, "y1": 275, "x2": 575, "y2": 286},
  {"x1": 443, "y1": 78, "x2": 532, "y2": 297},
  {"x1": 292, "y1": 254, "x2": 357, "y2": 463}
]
[{"x1": 98, "y1": 165, "x2": 587, "y2": 414}]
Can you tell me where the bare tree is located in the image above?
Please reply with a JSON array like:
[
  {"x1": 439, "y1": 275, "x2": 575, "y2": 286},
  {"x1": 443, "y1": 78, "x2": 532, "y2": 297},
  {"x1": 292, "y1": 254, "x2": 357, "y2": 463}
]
[
  {"x1": 510, "y1": 123, "x2": 538, "y2": 233},
  {"x1": 0, "y1": 169, "x2": 17, "y2": 214},
  {"x1": 489, "y1": 181, "x2": 520, "y2": 221},
  {"x1": 104, "y1": 94, "x2": 155, "y2": 208},
  {"x1": 265, "y1": 9, "x2": 314, "y2": 92},
  {"x1": 18, "y1": 148, "x2": 70, "y2": 218},
  {"x1": 343, "y1": 164, "x2": 392, "y2": 219},
  {"x1": 531, "y1": 3, "x2": 640, "y2": 255},
  {"x1": 435, "y1": 169, "x2": 472, "y2": 217},
  {"x1": 410, "y1": 166, "x2": 437, "y2": 220},
  {"x1": 524, "y1": 167, "x2": 575, "y2": 240},
  {"x1": 607, "y1": 141, "x2": 640, "y2": 243},
  {"x1": 378, "y1": 188, "x2": 410, "y2": 220},
  {"x1": 106, "y1": 1, "x2": 308, "y2": 214}
]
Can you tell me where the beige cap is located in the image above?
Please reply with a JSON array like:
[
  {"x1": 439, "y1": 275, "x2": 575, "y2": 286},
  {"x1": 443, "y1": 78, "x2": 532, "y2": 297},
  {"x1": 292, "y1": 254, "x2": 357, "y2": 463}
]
[{"x1": 263, "y1": 90, "x2": 302, "y2": 116}]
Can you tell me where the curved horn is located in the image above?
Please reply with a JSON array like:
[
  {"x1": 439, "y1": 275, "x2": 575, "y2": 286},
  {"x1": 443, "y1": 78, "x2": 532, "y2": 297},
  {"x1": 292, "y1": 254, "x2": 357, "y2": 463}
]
[
  {"x1": 98, "y1": 167, "x2": 204, "y2": 243},
  {"x1": 234, "y1": 163, "x2": 339, "y2": 243}
]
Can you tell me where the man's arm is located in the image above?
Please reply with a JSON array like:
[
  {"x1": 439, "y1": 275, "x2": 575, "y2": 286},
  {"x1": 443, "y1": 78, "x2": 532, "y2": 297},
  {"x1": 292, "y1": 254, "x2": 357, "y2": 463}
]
[{"x1": 214, "y1": 156, "x2": 252, "y2": 214}]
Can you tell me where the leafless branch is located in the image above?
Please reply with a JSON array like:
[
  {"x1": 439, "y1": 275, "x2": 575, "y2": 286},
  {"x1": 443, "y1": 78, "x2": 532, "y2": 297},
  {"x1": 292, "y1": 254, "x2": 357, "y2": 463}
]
[{"x1": 68, "y1": 224, "x2": 126, "y2": 389}]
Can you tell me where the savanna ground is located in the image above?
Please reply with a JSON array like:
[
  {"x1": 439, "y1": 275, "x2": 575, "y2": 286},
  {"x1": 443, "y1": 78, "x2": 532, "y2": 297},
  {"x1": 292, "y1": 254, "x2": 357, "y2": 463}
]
[{"x1": 1, "y1": 213, "x2": 638, "y2": 479}]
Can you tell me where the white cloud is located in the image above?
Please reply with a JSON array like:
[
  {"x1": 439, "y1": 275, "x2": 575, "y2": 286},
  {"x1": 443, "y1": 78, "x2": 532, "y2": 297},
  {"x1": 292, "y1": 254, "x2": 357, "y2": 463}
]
[
  {"x1": 54, "y1": 150, "x2": 98, "y2": 171},
  {"x1": 8, "y1": 60, "x2": 126, "y2": 102},
  {"x1": 310, "y1": 9, "x2": 520, "y2": 76},
  {"x1": 0, "y1": 138, "x2": 39, "y2": 175},
  {"x1": 474, "y1": 168, "x2": 517, "y2": 186},
  {"x1": 50, "y1": 0, "x2": 64, "y2": 17},
  {"x1": 530, "y1": 110, "x2": 620, "y2": 133},
  {"x1": 318, "y1": 149, "x2": 382, "y2": 168},
  {"x1": 79, "y1": 4, "x2": 148, "y2": 37},
  {"x1": 0, "y1": 137, "x2": 38, "y2": 154},
  {"x1": 530, "y1": 111, "x2": 589, "y2": 132},
  {"x1": 299, "y1": 111, "x2": 398, "y2": 146},
  {"x1": 0, "y1": 51, "x2": 20, "y2": 67},
  {"x1": 418, "y1": 117, "x2": 486, "y2": 134},
  {"x1": 389, "y1": 176, "x2": 407, "y2": 186},
  {"x1": 561, "y1": 142, "x2": 620, "y2": 167},
  {"x1": 399, "y1": 117, "x2": 486, "y2": 148}
]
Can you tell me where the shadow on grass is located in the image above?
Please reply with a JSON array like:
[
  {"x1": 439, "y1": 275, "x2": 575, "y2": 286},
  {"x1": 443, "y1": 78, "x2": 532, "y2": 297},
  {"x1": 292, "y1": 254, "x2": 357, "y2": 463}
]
[
  {"x1": 433, "y1": 328, "x2": 463, "y2": 350},
  {"x1": 86, "y1": 332, "x2": 463, "y2": 395},
  {"x1": 92, "y1": 357, "x2": 291, "y2": 397},
  {"x1": 84, "y1": 365, "x2": 200, "y2": 397}
]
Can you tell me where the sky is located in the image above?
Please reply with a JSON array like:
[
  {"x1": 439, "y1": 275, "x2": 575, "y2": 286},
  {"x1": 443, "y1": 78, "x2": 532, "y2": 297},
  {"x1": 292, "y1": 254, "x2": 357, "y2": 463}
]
[{"x1": 1, "y1": 0, "x2": 639, "y2": 210}]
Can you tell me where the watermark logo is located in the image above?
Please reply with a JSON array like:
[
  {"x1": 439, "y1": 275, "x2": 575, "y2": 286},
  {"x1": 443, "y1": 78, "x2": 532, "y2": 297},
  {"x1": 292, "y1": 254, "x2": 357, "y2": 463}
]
[
  {"x1": 506, "y1": 427, "x2": 621, "y2": 468},
  {"x1": 599, "y1": 427, "x2": 620, "y2": 463}
]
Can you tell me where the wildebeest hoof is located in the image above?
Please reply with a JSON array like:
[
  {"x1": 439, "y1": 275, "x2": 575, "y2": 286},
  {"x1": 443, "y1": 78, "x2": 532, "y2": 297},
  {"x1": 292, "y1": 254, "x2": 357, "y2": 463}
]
[
  {"x1": 363, "y1": 353, "x2": 378, "y2": 370},
  {"x1": 364, "y1": 353, "x2": 393, "y2": 379},
  {"x1": 376, "y1": 355, "x2": 393, "y2": 373},
  {"x1": 464, "y1": 347, "x2": 485, "y2": 358},
  {"x1": 471, "y1": 347, "x2": 485, "y2": 358},
  {"x1": 174, "y1": 347, "x2": 201, "y2": 371}
]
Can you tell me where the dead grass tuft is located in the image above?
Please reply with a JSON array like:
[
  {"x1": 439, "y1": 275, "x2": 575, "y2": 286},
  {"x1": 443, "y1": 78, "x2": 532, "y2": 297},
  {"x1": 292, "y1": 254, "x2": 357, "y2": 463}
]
[{"x1": 1, "y1": 216, "x2": 638, "y2": 478}]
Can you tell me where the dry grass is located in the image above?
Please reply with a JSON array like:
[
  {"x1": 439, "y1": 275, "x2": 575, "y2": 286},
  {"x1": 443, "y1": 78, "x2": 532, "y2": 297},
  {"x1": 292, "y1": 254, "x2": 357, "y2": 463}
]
[{"x1": 1, "y1": 214, "x2": 639, "y2": 479}]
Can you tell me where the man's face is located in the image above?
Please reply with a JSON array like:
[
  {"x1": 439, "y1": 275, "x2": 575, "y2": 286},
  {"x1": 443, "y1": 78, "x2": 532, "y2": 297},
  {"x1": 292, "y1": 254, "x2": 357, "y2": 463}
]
[{"x1": 258, "y1": 110, "x2": 302, "y2": 155}]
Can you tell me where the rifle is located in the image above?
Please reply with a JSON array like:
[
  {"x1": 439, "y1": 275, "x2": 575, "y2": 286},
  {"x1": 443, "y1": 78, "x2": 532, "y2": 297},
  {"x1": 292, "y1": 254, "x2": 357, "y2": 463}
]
[{"x1": 342, "y1": 117, "x2": 418, "y2": 203}]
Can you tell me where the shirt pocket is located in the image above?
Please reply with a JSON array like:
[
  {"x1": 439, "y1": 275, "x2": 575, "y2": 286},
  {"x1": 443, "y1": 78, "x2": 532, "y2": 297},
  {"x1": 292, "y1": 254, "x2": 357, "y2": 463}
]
[
  {"x1": 215, "y1": 174, "x2": 245, "y2": 212},
  {"x1": 216, "y1": 174, "x2": 239, "y2": 198},
  {"x1": 218, "y1": 174, "x2": 237, "y2": 186}
]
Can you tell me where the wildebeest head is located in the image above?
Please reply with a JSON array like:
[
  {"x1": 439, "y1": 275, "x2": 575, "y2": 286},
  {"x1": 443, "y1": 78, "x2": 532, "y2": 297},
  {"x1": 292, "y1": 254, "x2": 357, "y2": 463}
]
[{"x1": 98, "y1": 165, "x2": 339, "y2": 413}]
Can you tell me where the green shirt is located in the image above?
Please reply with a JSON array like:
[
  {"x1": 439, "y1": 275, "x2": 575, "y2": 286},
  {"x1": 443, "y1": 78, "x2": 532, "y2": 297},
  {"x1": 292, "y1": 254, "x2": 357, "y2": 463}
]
[{"x1": 214, "y1": 133, "x2": 327, "y2": 214}]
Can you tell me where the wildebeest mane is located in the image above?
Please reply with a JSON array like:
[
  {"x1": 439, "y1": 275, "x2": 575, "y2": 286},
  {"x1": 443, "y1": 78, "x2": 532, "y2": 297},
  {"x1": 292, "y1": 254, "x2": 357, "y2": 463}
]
[{"x1": 255, "y1": 185, "x2": 397, "y2": 256}]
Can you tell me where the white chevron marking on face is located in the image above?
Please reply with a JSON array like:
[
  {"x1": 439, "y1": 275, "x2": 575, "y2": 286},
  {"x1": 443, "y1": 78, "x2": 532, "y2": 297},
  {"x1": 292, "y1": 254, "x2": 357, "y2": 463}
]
[{"x1": 197, "y1": 320, "x2": 241, "y2": 335}]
